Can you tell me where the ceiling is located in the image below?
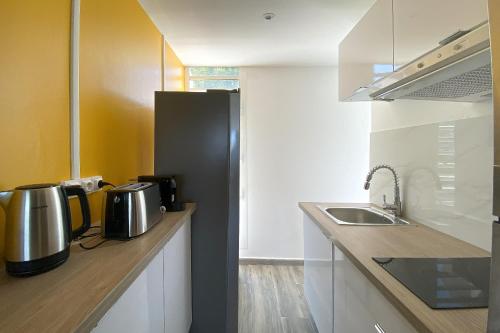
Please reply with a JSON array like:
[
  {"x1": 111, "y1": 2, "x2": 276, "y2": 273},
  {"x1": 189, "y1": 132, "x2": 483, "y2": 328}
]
[{"x1": 139, "y1": 0, "x2": 375, "y2": 67}]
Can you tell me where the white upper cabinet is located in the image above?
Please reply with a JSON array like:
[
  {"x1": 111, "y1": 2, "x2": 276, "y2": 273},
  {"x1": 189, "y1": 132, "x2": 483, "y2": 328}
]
[
  {"x1": 393, "y1": 0, "x2": 489, "y2": 69},
  {"x1": 339, "y1": 0, "x2": 489, "y2": 102},
  {"x1": 339, "y1": 0, "x2": 394, "y2": 101}
]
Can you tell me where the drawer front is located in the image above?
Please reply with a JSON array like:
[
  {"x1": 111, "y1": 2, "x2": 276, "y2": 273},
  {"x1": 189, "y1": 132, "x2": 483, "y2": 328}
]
[
  {"x1": 368, "y1": 284, "x2": 418, "y2": 333},
  {"x1": 335, "y1": 246, "x2": 418, "y2": 333}
]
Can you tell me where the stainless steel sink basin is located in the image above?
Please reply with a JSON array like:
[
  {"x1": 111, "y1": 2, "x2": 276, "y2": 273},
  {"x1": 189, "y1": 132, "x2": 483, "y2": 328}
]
[{"x1": 318, "y1": 206, "x2": 409, "y2": 226}]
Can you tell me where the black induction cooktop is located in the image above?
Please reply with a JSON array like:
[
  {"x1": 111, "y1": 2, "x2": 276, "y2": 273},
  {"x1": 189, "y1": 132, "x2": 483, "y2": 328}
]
[{"x1": 372, "y1": 257, "x2": 491, "y2": 309}]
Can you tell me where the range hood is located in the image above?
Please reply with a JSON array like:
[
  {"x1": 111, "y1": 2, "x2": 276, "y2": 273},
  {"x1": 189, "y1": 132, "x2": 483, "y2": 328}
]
[{"x1": 370, "y1": 22, "x2": 492, "y2": 102}]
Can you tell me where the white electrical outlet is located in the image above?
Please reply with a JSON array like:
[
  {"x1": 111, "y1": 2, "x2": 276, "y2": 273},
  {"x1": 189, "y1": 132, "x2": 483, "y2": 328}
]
[{"x1": 62, "y1": 176, "x2": 103, "y2": 193}]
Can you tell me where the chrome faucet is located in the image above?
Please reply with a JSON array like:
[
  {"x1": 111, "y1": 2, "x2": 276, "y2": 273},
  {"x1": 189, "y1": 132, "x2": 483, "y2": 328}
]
[{"x1": 364, "y1": 164, "x2": 402, "y2": 217}]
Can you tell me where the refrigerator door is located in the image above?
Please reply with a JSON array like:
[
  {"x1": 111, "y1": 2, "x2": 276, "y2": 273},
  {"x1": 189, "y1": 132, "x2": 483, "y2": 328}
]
[
  {"x1": 490, "y1": 222, "x2": 500, "y2": 332},
  {"x1": 495, "y1": 167, "x2": 500, "y2": 217},
  {"x1": 154, "y1": 91, "x2": 240, "y2": 333}
]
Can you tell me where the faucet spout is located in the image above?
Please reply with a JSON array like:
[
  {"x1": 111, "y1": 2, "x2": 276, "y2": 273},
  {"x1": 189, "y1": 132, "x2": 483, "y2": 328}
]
[{"x1": 364, "y1": 164, "x2": 402, "y2": 217}]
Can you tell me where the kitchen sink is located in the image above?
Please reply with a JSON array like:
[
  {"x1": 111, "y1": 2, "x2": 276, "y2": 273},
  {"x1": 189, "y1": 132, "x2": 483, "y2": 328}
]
[{"x1": 318, "y1": 206, "x2": 409, "y2": 226}]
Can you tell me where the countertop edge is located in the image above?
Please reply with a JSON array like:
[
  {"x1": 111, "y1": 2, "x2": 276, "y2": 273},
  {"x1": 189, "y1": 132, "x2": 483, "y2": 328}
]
[{"x1": 74, "y1": 204, "x2": 196, "y2": 333}]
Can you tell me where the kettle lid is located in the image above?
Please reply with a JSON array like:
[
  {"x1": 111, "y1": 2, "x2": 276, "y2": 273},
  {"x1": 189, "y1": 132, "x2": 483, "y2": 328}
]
[{"x1": 15, "y1": 183, "x2": 58, "y2": 190}]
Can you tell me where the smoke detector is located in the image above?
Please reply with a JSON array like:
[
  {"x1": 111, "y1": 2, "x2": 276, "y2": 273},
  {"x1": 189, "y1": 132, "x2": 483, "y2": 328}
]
[{"x1": 263, "y1": 13, "x2": 275, "y2": 21}]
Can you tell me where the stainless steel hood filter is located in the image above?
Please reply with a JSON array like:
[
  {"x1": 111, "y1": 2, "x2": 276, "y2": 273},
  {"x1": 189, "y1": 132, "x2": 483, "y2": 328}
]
[
  {"x1": 371, "y1": 22, "x2": 492, "y2": 102},
  {"x1": 405, "y1": 65, "x2": 491, "y2": 100}
]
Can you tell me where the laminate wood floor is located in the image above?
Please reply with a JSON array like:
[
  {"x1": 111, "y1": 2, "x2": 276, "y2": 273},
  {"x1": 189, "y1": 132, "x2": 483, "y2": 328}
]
[{"x1": 238, "y1": 264, "x2": 317, "y2": 333}]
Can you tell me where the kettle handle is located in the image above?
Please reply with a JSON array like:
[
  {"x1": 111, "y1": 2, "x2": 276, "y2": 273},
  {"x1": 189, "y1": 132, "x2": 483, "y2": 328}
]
[{"x1": 64, "y1": 186, "x2": 91, "y2": 239}]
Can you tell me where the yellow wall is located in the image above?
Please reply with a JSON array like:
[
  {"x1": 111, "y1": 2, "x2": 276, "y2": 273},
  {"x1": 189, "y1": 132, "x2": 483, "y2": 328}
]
[
  {"x1": 164, "y1": 42, "x2": 185, "y2": 91},
  {"x1": 80, "y1": 0, "x2": 162, "y2": 185},
  {"x1": 0, "y1": 0, "x2": 71, "y2": 257},
  {"x1": 0, "y1": 0, "x2": 185, "y2": 255},
  {"x1": 79, "y1": 0, "x2": 164, "y2": 223}
]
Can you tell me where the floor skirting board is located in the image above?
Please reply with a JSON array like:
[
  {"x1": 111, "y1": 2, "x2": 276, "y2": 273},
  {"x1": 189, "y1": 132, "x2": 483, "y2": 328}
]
[{"x1": 239, "y1": 258, "x2": 304, "y2": 266}]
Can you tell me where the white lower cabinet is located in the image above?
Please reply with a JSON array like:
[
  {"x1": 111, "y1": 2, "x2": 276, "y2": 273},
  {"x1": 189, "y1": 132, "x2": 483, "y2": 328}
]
[
  {"x1": 303, "y1": 212, "x2": 419, "y2": 333},
  {"x1": 303, "y1": 215, "x2": 333, "y2": 333},
  {"x1": 164, "y1": 220, "x2": 192, "y2": 333},
  {"x1": 92, "y1": 251, "x2": 165, "y2": 333},
  {"x1": 92, "y1": 218, "x2": 192, "y2": 333},
  {"x1": 333, "y1": 246, "x2": 419, "y2": 333}
]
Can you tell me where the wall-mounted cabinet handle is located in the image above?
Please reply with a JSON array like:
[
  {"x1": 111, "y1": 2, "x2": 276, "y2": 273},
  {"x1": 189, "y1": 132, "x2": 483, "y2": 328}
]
[
  {"x1": 375, "y1": 323, "x2": 386, "y2": 333},
  {"x1": 354, "y1": 86, "x2": 368, "y2": 93},
  {"x1": 438, "y1": 29, "x2": 470, "y2": 46}
]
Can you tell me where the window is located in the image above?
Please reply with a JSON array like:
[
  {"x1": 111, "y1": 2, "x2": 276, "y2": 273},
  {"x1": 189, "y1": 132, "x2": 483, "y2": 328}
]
[{"x1": 186, "y1": 67, "x2": 240, "y2": 91}]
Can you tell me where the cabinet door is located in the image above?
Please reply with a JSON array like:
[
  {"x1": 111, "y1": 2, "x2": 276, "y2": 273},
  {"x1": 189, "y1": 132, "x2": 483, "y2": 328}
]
[
  {"x1": 393, "y1": 0, "x2": 489, "y2": 69},
  {"x1": 339, "y1": 0, "x2": 394, "y2": 101},
  {"x1": 92, "y1": 251, "x2": 165, "y2": 333},
  {"x1": 164, "y1": 218, "x2": 192, "y2": 333},
  {"x1": 333, "y1": 246, "x2": 347, "y2": 333},
  {"x1": 334, "y1": 246, "x2": 418, "y2": 333},
  {"x1": 334, "y1": 246, "x2": 375, "y2": 333},
  {"x1": 303, "y1": 214, "x2": 333, "y2": 333}
]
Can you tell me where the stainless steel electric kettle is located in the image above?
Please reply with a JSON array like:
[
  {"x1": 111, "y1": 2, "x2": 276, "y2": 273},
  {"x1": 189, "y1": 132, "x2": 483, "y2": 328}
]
[{"x1": 0, "y1": 183, "x2": 91, "y2": 276}]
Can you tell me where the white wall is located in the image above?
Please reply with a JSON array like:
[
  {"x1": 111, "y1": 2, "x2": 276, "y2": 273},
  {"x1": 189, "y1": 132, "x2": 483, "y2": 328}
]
[
  {"x1": 239, "y1": 67, "x2": 371, "y2": 260},
  {"x1": 370, "y1": 99, "x2": 494, "y2": 251}
]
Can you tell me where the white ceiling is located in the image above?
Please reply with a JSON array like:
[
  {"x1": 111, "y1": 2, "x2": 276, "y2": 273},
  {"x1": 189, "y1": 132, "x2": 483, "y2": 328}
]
[{"x1": 139, "y1": 0, "x2": 375, "y2": 67}]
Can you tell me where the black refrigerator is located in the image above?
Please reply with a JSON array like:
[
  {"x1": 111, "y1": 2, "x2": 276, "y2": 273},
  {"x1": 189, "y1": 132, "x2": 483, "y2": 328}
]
[{"x1": 154, "y1": 91, "x2": 240, "y2": 333}]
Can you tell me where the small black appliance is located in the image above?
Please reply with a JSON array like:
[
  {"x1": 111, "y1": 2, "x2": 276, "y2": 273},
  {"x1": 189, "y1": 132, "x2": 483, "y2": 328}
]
[{"x1": 137, "y1": 175, "x2": 185, "y2": 212}]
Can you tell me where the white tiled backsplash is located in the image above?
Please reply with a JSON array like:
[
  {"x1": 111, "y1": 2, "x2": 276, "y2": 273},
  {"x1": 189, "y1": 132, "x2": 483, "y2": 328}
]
[{"x1": 370, "y1": 114, "x2": 494, "y2": 251}]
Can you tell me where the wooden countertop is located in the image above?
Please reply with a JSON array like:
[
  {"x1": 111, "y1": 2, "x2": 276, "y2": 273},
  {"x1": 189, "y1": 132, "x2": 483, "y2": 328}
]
[
  {"x1": 0, "y1": 203, "x2": 196, "y2": 333},
  {"x1": 299, "y1": 202, "x2": 489, "y2": 333}
]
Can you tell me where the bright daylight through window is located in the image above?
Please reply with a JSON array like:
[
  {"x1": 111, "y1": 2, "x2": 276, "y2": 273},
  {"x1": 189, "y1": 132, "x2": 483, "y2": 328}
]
[{"x1": 186, "y1": 67, "x2": 240, "y2": 91}]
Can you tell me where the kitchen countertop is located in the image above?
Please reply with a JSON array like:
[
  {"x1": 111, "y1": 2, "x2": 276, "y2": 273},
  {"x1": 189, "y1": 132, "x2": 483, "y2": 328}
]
[
  {"x1": 0, "y1": 203, "x2": 196, "y2": 333},
  {"x1": 299, "y1": 202, "x2": 490, "y2": 333}
]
